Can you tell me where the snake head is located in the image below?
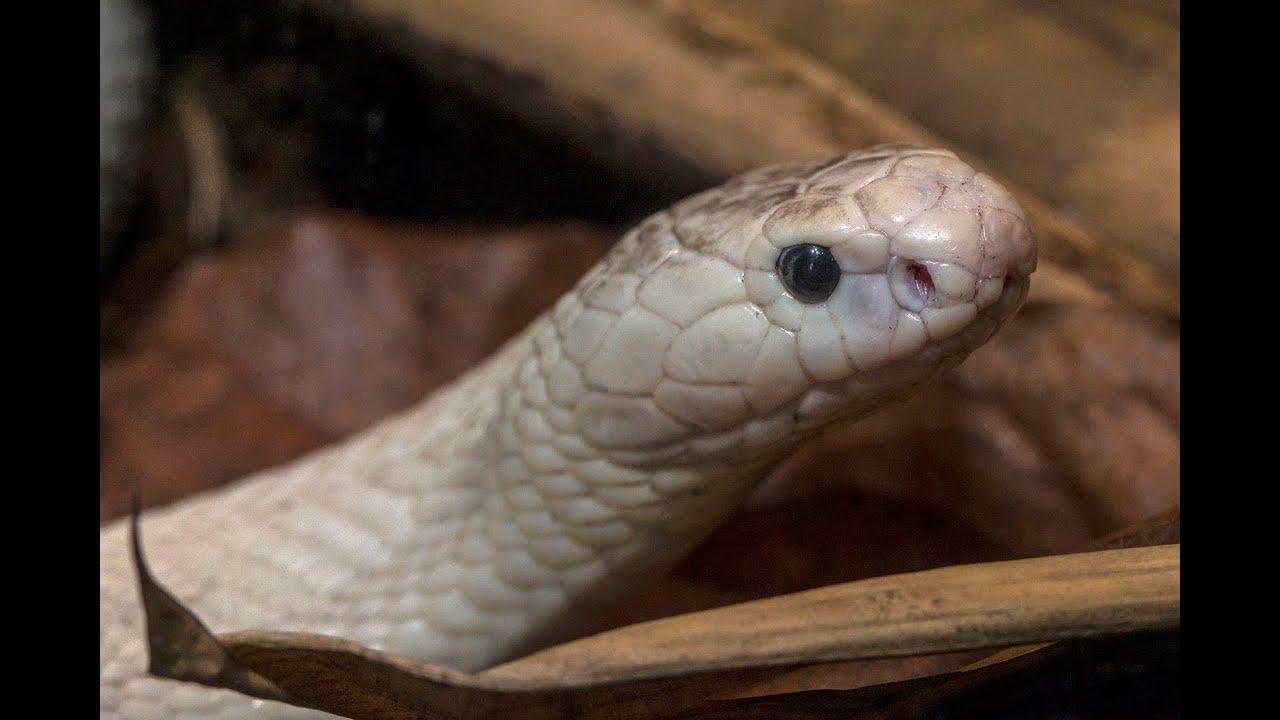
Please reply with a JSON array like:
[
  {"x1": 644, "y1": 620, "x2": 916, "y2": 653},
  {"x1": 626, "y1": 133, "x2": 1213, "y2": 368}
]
[{"x1": 548, "y1": 145, "x2": 1035, "y2": 464}]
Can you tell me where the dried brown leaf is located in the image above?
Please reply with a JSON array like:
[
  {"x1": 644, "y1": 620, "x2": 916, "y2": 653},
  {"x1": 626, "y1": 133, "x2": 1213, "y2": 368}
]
[{"x1": 133, "y1": 509, "x2": 1178, "y2": 720}]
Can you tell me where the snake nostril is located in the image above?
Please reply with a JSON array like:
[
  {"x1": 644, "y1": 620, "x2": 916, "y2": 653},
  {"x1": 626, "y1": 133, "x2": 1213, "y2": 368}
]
[{"x1": 907, "y1": 262, "x2": 935, "y2": 305}]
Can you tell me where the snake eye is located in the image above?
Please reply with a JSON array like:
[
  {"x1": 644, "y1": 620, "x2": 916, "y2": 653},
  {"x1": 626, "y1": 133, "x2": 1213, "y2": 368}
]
[{"x1": 776, "y1": 243, "x2": 841, "y2": 303}]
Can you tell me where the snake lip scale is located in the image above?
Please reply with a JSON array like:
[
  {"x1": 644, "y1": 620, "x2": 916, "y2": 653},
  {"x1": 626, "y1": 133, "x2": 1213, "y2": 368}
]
[{"x1": 100, "y1": 144, "x2": 1037, "y2": 719}]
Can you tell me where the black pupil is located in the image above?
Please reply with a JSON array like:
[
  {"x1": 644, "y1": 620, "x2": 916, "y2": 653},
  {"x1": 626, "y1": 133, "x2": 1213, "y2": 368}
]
[{"x1": 776, "y1": 244, "x2": 841, "y2": 303}]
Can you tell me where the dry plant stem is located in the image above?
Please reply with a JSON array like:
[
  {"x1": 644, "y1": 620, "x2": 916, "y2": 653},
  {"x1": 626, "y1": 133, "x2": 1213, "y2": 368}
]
[
  {"x1": 480, "y1": 543, "x2": 1179, "y2": 685},
  {"x1": 137, "y1": 528, "x2": 1178, "y2": 719},
  {"x1": 956, "y1": 506, "x2": 1179, "y2": 672}
]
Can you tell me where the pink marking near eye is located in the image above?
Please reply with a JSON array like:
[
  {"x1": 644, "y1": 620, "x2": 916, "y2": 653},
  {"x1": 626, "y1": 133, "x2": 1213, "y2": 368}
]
[{"x1": 907, "y1": 262, "x2": 935, "y2": 305}]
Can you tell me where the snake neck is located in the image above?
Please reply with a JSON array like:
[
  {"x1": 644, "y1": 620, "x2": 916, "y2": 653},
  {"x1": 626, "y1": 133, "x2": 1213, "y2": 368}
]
[
  {"x1": 433, "y1": 247, "x2": 1018, "y2": 667},
  {"x1": 417, "y1": 312, "x2": 787, "y2": 667}
]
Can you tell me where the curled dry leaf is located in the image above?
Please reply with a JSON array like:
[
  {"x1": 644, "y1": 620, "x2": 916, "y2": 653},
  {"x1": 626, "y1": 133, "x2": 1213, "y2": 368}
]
[{"x1": 133, "y1": 504, "x2": 1177, "y2": 720}]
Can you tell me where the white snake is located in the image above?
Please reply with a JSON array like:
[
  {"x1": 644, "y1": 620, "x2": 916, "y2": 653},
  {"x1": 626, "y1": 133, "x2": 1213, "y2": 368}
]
[{"x1": 100, "y1": 145, "x2": 1037, "y2": 719}]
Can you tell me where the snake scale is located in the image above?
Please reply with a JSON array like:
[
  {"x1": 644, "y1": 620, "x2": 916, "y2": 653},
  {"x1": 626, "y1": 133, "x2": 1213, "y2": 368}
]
[{"x1": 100, "y1": 145, "x2": 1037, "y2": 719}]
